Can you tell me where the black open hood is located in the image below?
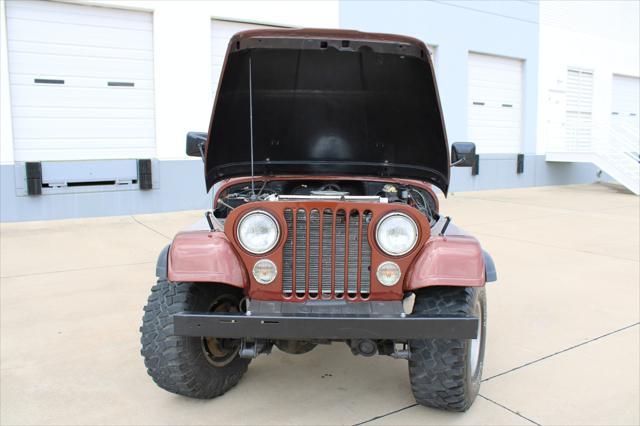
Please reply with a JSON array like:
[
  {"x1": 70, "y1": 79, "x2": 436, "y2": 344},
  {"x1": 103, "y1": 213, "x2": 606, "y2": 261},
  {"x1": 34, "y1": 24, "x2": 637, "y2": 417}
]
[{"x1": 206, "y1": 29, "x2": 450, "y2": 194}]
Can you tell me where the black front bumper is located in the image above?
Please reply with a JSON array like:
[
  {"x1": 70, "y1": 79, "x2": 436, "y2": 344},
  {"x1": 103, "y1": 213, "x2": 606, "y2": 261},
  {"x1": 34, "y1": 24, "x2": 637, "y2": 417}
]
[{"x1": 173, "y1": 312, "x2": 478, "y2": 340}]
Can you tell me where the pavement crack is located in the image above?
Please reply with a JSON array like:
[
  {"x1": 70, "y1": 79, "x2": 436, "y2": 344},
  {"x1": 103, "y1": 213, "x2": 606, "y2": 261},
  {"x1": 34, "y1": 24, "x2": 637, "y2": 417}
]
[
  {"x1": 447, "y1": 195, "x2": 581, "y2": 214},
  {"x1": 450, "y1": 193, "x2": 637, "y2": 216},
  {"x1": 352, "y1": 404, "x2": 418, "y2": 425},
  {"x1": 131, "y1": 216, "x2": 172, "y2": 240},
  {"x1": 483, "y1": 322, "x2": 640, "y2": 383},
  {"x1": 470, "y1": 230, "x2": 639, "y2": 262},
  {"x1": 1, "y1": 261, "x2": 155, "y2": 279},
  {"x1": 478, "y1": 394, "x2": 541, "y2": 425},
  {"x1": 459, "y1": 213, "x2": 553, "y2": 228}
]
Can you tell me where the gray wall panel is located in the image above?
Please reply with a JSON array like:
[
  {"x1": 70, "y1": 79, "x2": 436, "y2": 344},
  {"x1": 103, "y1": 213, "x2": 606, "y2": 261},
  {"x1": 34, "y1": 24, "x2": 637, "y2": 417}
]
[
  {"x1": 1, "y1": 157, "x2": 602, "y2": 222},
  {"x1": 1, "y1": 160, "x2": 210, "y2": 222}
]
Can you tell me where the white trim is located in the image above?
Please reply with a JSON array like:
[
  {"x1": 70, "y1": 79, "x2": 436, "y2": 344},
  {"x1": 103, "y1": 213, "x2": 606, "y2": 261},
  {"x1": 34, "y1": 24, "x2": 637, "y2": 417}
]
[
  {"x1": 1, "y1": 0, "x2": 15, "y2": 164},
  {"x1": 210, "y1": 15, "x2": 293, "y2": 29}
]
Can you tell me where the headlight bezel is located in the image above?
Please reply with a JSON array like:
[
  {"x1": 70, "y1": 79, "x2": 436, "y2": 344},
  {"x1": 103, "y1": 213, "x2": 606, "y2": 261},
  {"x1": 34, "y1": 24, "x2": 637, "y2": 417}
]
[
  {"x1": 236, "y1": 210, "x2": 281, "y2": 255},
  {"x1": 375, "y1": 211, "x2": 419, "y2": 257}
]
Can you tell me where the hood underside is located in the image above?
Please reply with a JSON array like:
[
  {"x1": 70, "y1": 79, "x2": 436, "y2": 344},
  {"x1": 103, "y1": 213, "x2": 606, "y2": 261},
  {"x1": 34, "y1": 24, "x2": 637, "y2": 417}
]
[{"x1": 206, "y1": 29, "x2": 450, "y2": 194}]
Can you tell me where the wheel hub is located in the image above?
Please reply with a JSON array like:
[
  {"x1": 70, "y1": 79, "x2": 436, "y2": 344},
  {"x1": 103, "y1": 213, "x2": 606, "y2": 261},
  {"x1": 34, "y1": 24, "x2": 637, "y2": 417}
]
[{"x1": 201, "y1": 296, "x2": 241, "y2": 367}]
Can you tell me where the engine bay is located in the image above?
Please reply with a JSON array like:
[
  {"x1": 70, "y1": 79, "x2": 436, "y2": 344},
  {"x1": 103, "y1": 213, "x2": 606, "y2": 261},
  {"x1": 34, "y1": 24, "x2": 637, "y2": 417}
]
[{"x1": 214, "y1": 179, "x2": 439, "y2": 225}]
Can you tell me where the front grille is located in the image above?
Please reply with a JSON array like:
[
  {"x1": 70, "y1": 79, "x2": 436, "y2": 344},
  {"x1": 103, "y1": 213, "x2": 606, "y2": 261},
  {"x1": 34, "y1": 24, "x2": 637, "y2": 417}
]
[{"x1": 282, "y1": 208, "x2": 372, "y2": 299}]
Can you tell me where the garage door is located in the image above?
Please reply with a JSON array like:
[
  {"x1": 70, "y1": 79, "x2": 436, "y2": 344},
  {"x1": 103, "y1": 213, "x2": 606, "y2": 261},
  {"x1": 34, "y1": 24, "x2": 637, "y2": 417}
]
[
  {"x1": 6, "y1": 0, "x2": 155, "y2": 162},
  {"x1": 468, "y1": 53, "x2": 523, "y2": 153},
  {"x1": 211, "y1": 19, "x2": 282, "y2": 97},
  {"x1": 611, "y1": 74, "x2": 640, "y2": 144}
]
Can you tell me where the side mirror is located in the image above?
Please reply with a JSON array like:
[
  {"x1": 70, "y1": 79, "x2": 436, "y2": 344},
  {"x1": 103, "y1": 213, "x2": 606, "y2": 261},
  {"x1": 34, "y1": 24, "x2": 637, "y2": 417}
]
[
  {"x1": 186, "y1": 132, "x2": 207, "y2": 159},
  {"x1": 451, "y1": 142, "x2": 476, "y2": 167}
]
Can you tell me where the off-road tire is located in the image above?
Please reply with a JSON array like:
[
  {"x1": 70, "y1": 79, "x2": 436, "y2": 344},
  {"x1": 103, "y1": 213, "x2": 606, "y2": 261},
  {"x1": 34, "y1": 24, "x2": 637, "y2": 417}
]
[
  {"x1": 408, "y1": 287, "x2": 486, "y2": 411},
  {"x1": 140, "y1": 279, "x2": 250, "y2": 399}
]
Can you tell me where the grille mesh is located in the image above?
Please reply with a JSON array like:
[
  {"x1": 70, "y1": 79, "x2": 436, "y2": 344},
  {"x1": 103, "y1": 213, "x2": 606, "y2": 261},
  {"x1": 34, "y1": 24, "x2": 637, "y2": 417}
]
[{"x1": 283, "y1": 208, "x2": 372, "y2": 299}]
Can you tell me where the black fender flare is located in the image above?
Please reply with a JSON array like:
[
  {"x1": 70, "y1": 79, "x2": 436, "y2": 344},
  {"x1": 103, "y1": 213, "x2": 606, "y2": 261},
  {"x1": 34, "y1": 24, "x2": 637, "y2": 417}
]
[
  {"x1": 483, "y1": 250, "x2": 497, "y2": 282},
  {"x1": 156, "y1": 244, "x2": 171, "y2": 280}
]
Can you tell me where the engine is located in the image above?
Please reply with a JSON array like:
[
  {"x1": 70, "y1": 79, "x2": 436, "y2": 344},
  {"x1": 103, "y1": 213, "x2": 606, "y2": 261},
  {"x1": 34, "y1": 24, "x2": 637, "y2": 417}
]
[{"x1": 214, "y1": 179, "x2": 439, "y2": 225}]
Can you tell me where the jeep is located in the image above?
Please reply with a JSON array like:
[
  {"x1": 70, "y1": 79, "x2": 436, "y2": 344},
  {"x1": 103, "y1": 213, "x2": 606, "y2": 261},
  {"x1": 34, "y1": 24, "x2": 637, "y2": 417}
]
[{"x1": 140, "y1": 29, "x2": 497, "y2": 412}]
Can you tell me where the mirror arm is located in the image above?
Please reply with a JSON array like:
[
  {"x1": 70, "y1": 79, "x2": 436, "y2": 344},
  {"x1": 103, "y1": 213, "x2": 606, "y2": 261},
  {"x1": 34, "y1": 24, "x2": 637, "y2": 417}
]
[
  {"x1": 198, "y1": 142, "x2": 205, "y2": 163},
  {"x1": 205, "y1": 211, "x2": 223, "y2": 231},
  {"x1": 439, "y1": 216, "x2": 452, "y2": 236},
  {"x1": 451, "y1": 158, "x2": 464, "y2": 167}
]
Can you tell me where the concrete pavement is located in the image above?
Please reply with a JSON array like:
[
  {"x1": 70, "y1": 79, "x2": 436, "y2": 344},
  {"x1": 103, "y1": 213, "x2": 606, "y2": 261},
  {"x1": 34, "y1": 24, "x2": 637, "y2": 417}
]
[{"x1": 1, "y1": 183, "x2": 638, "y2": 425}]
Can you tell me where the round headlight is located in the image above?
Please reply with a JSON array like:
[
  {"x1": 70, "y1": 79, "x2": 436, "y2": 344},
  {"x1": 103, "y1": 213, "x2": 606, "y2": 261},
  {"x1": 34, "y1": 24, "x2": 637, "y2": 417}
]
[
  {"x1": 253, "y1": 259, "x2": 278, "y2": 284},
  {"x1": 375, "y1": 212, "x2": 418, "y2": 256},
  {"x1": 237, "y1": 211, "x2": 280, "y2": 254},
  {"x1": 376, "y1": 261, "x2": 401, "y2": 286}
]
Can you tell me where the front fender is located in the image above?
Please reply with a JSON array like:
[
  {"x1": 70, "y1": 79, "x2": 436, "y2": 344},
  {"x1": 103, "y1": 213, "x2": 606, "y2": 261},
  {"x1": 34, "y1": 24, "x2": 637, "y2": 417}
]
[
  {"x1": 155, "y1": 244, "x2": 171, "y2": 280},
  {"x1": 404, "y1": 236, "x2": 486, "y2": 290},
  {"x1": 167, "y1": 231, "x2": 248, "y2": 288},
  {"x1": 483, "y1": 249, "x2": 497, "y2": 282}
]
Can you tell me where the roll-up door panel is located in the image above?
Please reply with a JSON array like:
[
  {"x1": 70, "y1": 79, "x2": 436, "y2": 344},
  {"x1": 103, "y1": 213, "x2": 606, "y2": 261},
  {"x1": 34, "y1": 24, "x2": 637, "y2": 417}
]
[
  {"x1": 211, "y1": 20, "x2": 282, "y2": 96},
  {"x1": 6, "y1": 0, "x2": 155, "y2": 162},
  {"x1": 468, "y1": 53, "x2": 524, "y2": 154},
  {"x1": 611, "y1": 75, "x2": 640, "y2": 143}
]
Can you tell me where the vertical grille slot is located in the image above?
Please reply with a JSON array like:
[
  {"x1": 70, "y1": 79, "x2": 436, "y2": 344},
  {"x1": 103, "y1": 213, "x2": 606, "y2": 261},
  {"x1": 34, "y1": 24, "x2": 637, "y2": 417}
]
[
  {"x1": 308, "y1": 209, "x2": 320, "y2": 298},
  {"x1": 321, "y1": 209, "x2": 334, "y2": 299},
  {"x1": 295, "y1": 209, "x2": 307, "y2": 298},
  {"x1": 334, "y1": 209, "x2": 346, "y2": 298},
  {"x1": 347, "y1": 210, "x2": 360, "y2": 298},
  {"x1": 282, "y1": 209, "x2": 294, "y2": 297},
  {"x1": 360, "y1": 211, "x2": 372, "y2": 297},
  {"x1": 282, "y1": 207, "x2": 371, "y2": 300}
]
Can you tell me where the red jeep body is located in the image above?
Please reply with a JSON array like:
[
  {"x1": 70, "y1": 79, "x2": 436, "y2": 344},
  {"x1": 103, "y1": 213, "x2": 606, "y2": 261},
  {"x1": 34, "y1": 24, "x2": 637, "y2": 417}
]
[
  {"x1": 142, "y1": 28, "x2": 496, "y2": 412},
  {"x1": 168, "y1": 176, "x2": 486, "y2": 294}
]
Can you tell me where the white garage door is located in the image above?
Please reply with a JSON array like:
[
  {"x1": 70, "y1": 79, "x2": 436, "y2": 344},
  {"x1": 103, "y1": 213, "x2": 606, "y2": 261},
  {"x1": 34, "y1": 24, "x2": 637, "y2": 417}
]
[
  {"x1": 211, "y1": 19, "x2": 282, "y2": 97},
  {"x1": 468, "y1": 53, "x2": 523, "y2": 153},
  {"x1": 6, "y1": 0, "x2": 155, "y2": 162},
  {"x1": 611, "y1": 74, "x2": 640, "y2": 144}
]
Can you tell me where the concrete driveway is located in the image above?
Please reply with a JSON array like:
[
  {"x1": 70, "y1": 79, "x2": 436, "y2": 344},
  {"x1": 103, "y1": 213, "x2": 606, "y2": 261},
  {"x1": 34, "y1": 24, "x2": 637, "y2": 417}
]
[{"x1": 1, "y1": 183, "x2": 638, "y2": 425}]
